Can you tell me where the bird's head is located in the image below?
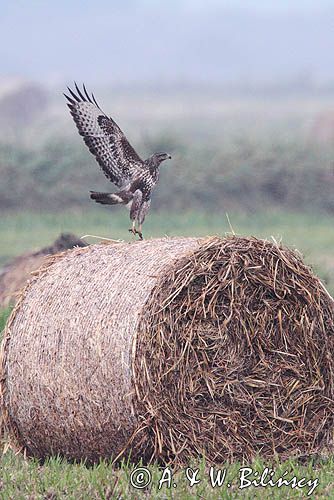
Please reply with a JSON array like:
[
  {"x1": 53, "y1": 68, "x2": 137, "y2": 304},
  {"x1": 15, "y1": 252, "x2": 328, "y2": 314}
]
[{"x1": 151, "y1": 152, "x2": 172, "y2": 166}]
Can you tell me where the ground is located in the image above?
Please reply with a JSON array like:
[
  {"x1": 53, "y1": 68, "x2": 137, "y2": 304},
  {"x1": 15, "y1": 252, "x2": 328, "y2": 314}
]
[
  {"x1": 0, "y1": 445, "x2": 333, "y2": 498},
  {"x1": 1, "y1": 209, "x2": 333, "y2": 293}
]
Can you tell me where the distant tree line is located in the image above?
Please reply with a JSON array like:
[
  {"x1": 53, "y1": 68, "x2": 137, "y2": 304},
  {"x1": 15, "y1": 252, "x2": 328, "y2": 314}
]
[{"x1": 0, "y1": 137, "x2": 333, "y2": 214}]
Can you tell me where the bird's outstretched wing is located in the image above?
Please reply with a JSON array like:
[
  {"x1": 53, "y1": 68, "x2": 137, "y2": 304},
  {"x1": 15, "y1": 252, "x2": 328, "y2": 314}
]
[{"x1": 64, "y1": 83, "x2": 144, "y2": 188}]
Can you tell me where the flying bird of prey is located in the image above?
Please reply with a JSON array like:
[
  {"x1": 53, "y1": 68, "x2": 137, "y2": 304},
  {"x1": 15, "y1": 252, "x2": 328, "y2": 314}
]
[{"x1": 64, "y1": 83, "x2": 171, "y2": 239}]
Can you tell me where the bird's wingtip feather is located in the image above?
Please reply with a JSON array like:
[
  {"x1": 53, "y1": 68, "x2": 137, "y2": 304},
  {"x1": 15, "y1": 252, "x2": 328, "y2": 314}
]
[
  {"x1": 83, "y1": 83, "x2": 93, "y2": 103},
  {"x1": 67, "y1": 86, "x2": 80, "y2": 102},
  {"x1": 63, "y1": 93, "x2": 75, "y2": 105},
  {"x1": 74, "y1": 82, "x2": 86, "y2": 101}
]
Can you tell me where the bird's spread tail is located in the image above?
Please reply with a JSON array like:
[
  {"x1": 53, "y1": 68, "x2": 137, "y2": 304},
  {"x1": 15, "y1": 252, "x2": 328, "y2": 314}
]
[{"x1": 90, "y1": 191, "x2": 132, "y2": 205}]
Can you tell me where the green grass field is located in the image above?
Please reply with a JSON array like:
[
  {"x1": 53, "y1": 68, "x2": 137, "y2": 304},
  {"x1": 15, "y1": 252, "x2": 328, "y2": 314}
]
[
  {"x1": 1, "y1": 208, "x2": 333, "y2": 292},
  {"x1": 0, "y1": 210, "x2": 333, "y2": 498},
  {"x1": 0, "y1": 450, "x2": 333, "y2": 499}
]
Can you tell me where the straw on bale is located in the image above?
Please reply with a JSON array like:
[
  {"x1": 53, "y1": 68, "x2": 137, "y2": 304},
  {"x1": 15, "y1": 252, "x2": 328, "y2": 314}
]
[
  {"x1": 0, "y1": 233, "x2": 87, "y2": 308},
  {"x1": 1, "y1": 236, "x2": 334, "y2": 465}
]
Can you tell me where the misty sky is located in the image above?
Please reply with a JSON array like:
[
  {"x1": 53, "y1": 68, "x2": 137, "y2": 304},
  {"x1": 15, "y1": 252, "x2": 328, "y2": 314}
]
[{"x1": 1, "y1": 0, "x2": 334, "y2": 85}]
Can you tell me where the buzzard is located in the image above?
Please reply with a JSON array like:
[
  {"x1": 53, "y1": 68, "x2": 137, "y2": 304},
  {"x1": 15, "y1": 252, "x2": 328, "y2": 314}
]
[{"x1": 64, "y1": 83, "x2": 171, "y2": 239}]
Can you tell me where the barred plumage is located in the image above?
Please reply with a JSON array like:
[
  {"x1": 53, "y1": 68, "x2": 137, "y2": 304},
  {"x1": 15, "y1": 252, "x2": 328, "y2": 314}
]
[{"x1": 64, "y1": 83, "x2": 171, "y2": 239}]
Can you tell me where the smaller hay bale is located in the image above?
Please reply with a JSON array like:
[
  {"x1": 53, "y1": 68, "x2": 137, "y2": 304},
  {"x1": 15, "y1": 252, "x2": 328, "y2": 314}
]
[
  {"x1": 0, "y1": 233, "x2": 87, "y2": 309},
  {"x1": 1, "y1": 236, "x2": 334, "y2": 465}
]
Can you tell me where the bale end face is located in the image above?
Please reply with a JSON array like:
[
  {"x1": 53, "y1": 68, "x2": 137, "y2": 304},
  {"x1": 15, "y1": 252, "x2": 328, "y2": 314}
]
[{"x1": 133, "y1": 236, "x2": 334, "y2": 464}]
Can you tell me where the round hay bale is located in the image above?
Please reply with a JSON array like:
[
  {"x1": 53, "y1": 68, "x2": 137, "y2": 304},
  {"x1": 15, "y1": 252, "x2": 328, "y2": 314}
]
[
  {"x1": 1, "y1": 236, "x2": 334, "y2": 465},
  {"x1": 0, "y1": 233, "x2": 87, "y2": 308}
]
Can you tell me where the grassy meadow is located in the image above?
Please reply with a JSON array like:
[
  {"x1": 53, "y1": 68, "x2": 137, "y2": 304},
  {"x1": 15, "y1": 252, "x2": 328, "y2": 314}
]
[
  {"x1": 0, "y1": 448, "x2": 333, "y2": 499},
  {"x1": 1, "y1": 208, "x2": 333, "y2": 293}
]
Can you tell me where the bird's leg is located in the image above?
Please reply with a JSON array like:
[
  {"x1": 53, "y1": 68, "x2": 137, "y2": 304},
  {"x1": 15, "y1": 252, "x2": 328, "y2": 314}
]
[
  {"x1": 137, "y1": 224, "x2": 143, "y2": 240},
  {"x1": 128, "y1": 220, "x2": 143, "y2": 240},
  {"x1": 128, "y1": 220, "x2": 137, "y2": 236}
]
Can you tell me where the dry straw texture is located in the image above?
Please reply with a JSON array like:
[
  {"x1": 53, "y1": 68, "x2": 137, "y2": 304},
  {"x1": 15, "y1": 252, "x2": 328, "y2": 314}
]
[
  {"x1": 1, "y1": 235, "x2": 334, "y2": 465},
  {"x1": 0, "y1": 233, "x2": 87, "y2": 308}
]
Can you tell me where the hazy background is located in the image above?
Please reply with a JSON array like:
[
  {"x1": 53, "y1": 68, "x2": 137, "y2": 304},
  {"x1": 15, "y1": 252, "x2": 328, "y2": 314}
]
[
  {"x1": 0, "y1": 0, "x2": 333, "y2": 290},
  {"x1": 1, "y1": 0, "x2": 334, "y2": 84}
]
